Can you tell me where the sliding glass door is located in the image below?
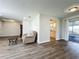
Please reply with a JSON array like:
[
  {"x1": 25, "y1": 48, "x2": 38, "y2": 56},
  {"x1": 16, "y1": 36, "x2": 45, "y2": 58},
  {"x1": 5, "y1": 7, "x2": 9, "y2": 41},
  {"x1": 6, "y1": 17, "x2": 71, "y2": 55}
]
[{"x1": 69, "y1": 20, "x2": 79, "y2": 42}]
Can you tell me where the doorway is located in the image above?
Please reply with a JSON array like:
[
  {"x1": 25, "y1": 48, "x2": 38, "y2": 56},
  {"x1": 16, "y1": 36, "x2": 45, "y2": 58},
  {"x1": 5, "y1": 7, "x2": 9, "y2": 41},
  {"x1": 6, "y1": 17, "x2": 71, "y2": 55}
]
[
  {"x1": 49, "y1": 19, "x2": 57, "y2": 43},
  {"x1": 20, "y1": 24, "x2": 23, "y2": 38}
]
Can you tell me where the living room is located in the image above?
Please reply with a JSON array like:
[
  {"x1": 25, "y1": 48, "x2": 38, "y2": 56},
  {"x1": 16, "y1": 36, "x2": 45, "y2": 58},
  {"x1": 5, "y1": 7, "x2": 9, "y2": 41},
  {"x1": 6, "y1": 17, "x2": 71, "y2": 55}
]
[{"x1": 0, "y1": 0, "x2": 79, "y2": 59}]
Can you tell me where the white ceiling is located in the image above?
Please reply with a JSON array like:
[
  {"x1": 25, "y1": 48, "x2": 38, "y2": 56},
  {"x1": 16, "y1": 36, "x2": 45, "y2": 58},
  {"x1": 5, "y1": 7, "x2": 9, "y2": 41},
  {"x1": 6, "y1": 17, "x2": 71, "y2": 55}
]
[{"x1": 0, "y1": 0, "x2": 79, "y2": 21}]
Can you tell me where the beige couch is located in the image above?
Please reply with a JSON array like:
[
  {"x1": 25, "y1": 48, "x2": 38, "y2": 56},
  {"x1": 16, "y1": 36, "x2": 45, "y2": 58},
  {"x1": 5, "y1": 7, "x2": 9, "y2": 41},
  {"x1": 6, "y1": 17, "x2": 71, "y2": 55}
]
[{"x1": 22, "y1": 31, "x2": 37, "y2": 44}]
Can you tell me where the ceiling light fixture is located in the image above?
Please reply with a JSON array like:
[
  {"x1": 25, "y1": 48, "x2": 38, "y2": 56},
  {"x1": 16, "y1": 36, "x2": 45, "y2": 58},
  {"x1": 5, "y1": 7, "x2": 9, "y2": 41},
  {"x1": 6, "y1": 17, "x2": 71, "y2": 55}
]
[
  {"x1": 69, "y1": 7, "x2": 78, "y2": 12},
  {"x1": 66, "y1": 5, "x2": 79, "y2": 13}
]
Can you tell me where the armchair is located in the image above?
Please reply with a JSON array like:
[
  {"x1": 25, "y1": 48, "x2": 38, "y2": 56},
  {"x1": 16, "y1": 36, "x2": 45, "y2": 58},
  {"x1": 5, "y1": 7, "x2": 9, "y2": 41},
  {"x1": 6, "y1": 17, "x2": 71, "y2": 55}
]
[{"x1": 22, "y1": 31, "x2": 37, "y2": 44}]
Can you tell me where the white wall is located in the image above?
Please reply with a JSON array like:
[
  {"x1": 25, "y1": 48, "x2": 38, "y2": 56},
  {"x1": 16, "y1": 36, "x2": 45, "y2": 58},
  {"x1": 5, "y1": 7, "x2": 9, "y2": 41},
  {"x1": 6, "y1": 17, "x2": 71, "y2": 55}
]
[
  {"x1": 38, "y1": 14, "x2": 51, "y2": 43},
  {"x1": 60, "y1": 19, "x2": 69, "y2": 41},
  {"x1": 32, "y1": 13, "x2": 40, "y2": 42},
  {"x1": 3, "y1": 21, "x2": 20, "y2": 36},
  {"x1": 23, "y1": 20, "x2": 31, "y2": 34},
  {"x1": 0, "y1": 21, "x2": 20, "y2": 36},
  {"x1": 23, "y1": 13, "x2": 40, "y2": 34},
  {"x1": 55, "y1": 18, "x2": 61, "y2": 40},
  {"x1": 32, "y1": 14, "x2": 40, "y2": 32}
]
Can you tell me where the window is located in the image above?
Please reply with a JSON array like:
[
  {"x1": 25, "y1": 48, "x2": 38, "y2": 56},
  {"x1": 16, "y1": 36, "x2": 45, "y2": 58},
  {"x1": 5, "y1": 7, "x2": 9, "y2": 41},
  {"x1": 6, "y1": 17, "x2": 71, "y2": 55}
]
[{"x1": 69, "y1": 20, "x2": 79, "y2": 35}]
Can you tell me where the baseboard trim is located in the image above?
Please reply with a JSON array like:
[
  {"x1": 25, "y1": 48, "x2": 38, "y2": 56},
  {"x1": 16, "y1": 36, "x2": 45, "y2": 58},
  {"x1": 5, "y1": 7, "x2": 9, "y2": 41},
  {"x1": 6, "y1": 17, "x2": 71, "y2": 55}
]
[{"x1": 37, "y1": 40, "x2": 50, "y2": 44}]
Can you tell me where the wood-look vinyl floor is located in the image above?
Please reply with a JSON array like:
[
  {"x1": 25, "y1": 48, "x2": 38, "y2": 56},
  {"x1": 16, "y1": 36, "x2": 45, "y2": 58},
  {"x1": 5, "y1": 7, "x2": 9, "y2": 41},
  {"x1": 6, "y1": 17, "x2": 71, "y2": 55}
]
[{"x1": 0, "y1": 39, "x2": 79, "y2": 59}]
